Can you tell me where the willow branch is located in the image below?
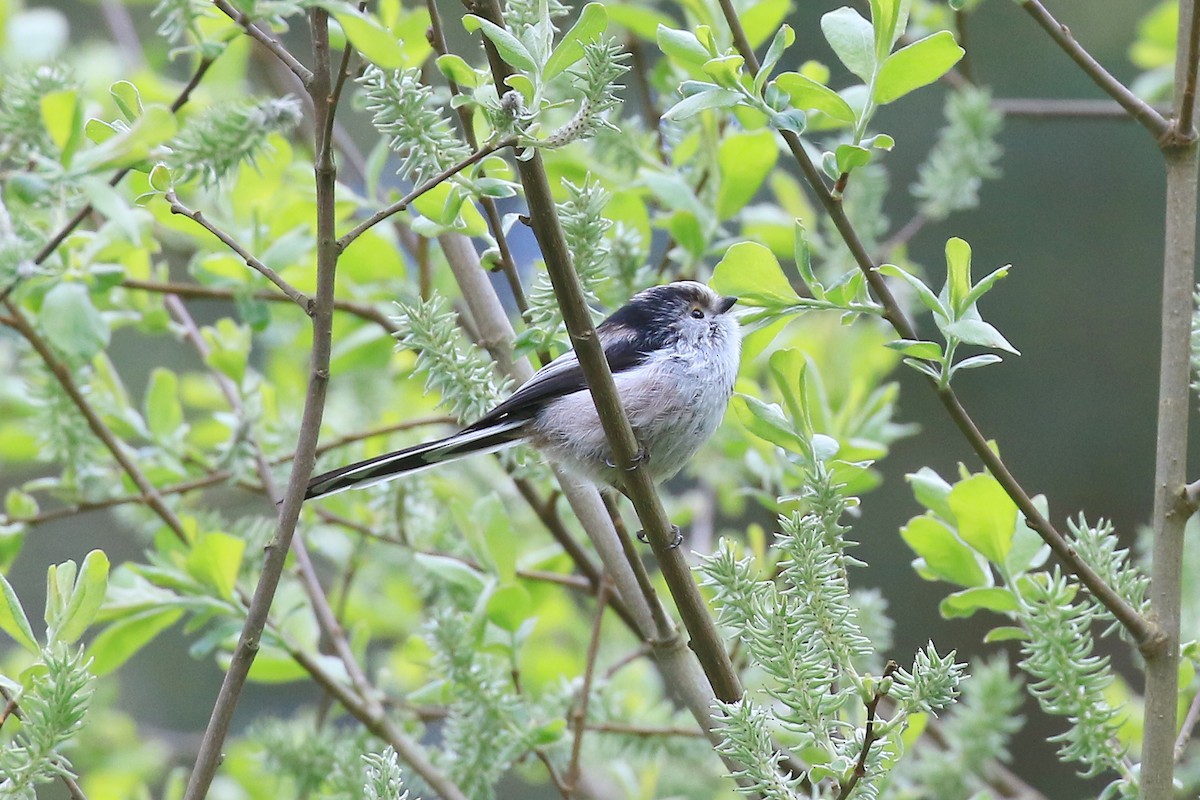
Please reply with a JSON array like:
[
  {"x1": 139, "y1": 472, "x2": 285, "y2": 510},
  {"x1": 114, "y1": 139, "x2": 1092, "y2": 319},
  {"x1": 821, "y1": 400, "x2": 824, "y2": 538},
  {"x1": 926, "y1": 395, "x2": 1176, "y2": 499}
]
[
  {"x1": 336, "y1": 137, "x2": 518, "y2": 251},
  {"x1": 1018, "y1": 0, "x2": 1171, "y2": 141},
  {"x1": 716, "y1": 0, "x2": 1161, "y2": 654},
  {"x1": 568, "y1": 578, "x2": 608, "y2": 792},
  {"x1": 213, "y1": 0, "x2": 314, "y2": 85},
  {"x1": 1176, "y1": 685, "x2": 1200, "y2": 762},
  {"x1": 165, "y1": 191, "x2": 313, "y2": 312},
  {"x1": 183, "y1": 12, "x2": 340, "y2": 799},
  {"x1": 992, "y1": 98, "x2": 1173, "y2": 119}
]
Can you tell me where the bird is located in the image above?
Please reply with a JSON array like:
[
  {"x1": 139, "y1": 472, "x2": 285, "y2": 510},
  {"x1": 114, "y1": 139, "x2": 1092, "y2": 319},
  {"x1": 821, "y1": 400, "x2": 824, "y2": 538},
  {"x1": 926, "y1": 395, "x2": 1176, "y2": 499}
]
[{"x1": 304, "y1": 281, "x2": 741, "y2": 502}]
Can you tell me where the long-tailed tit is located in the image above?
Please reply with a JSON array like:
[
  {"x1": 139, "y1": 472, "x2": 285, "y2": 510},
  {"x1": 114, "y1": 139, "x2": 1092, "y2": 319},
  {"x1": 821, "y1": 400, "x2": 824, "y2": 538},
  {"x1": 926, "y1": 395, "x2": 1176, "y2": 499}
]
[{"x1": 305, "y1": 281, "x2": 741, "y2": 501}]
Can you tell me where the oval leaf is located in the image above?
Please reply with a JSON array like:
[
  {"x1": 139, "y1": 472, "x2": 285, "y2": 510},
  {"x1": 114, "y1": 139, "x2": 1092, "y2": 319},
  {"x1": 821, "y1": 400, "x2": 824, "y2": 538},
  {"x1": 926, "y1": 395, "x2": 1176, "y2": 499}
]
[
  {"x1": 874, "y1": 30, "x2": 964, "y2": 104},
  {"x1": 948, "y1": 474, "x2": 1018, "y2": 565}
]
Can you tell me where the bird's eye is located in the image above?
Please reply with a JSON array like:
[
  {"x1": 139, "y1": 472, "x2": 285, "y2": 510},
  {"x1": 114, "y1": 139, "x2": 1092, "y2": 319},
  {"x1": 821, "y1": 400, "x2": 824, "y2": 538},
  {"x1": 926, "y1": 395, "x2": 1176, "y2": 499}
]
[{"x1": 690, "y1": 307, "x2": 705, "y2": 319}]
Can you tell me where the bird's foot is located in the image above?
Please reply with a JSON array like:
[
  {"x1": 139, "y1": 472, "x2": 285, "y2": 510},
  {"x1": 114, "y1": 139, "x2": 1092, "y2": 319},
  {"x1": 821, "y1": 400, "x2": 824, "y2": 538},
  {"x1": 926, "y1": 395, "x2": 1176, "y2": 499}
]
[
  {"x1": 636, "y1": 525, "x2": 683, "y2": 550},
  {"x1": 605, "y1": 445, "x2": 650, "y2": 472}
]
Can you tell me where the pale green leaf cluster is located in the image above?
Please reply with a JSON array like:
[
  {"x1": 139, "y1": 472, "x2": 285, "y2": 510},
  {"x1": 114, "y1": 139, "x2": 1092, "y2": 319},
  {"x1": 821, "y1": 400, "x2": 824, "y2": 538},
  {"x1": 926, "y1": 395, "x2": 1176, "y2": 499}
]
[
  {"x1": 712, "y1": 697, "x2": 805, "y2": 800},
  {"x1": 890, "y1": 642, "x2": 964, "y2": 715},
  {"x1": 251, "y1": 719, "x2": 378, "y2": 799},
  {"x1": 540, "y1": 38, "x2": 629, "y2": 148},
  {"x1": 912, "y1": 86, "x2": 1003, "y2": 221},
  {"x1": 363, "y1": 746, "x2": 412, "y2": 800},
  {"x1": 1068, "y1": 515, "x2": 1150, "y2": 637},
  {"x1": 358, "y1": 65, "x2": 472, "y2": 186},
  {"x1": 167, "y1": 96, "x2": 303, "y2": 187},
  {"x1": 0, "y1": 64, "x2": 76, "y2": 162},
  {"x1": 391, "y1": 293, "x2": 510, "y2": 424}
]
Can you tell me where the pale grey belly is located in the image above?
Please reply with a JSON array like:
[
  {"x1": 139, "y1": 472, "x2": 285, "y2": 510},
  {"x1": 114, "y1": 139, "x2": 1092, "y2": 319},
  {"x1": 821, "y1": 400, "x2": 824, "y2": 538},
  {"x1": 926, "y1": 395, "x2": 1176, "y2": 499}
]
[{"x1": 526, "y1": 361, "x2": 730, "y2": 486}]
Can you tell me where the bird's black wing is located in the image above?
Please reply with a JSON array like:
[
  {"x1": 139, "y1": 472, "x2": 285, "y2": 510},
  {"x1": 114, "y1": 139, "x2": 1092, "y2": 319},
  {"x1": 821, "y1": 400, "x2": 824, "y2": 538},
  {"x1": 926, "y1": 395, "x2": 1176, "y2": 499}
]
[{"x1": 463, "y1": 312, "x2": 671, "y2": 433}]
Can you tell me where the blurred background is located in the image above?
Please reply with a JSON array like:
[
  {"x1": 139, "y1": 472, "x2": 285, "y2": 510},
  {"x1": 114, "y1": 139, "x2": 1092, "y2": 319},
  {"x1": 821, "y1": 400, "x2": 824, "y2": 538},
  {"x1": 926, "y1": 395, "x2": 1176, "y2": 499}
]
[{"x1": 3, "y1": 0, "x2": 1194, "y2": 796}]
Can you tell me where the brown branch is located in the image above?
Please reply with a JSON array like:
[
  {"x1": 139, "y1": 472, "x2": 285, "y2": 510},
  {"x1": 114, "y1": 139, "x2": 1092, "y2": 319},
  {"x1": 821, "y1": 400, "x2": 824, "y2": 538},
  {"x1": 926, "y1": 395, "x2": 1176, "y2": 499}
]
[
  {"x1": 119, "y1": 278, "x2": 397, "y2": 333},
  {"x1": 836, "y1": 661, "x2": 897, "y2": 800},
  {"x1": 1176, "y1": 684, "x2": 1200, "y2": 762},
  {"x1": 213, "y1": 0, "x2": 314, "y2": 86},
  {"x1": 337, "y1": 137, "x2": 519, "y2": 252},
  {"x1": 567, "y1": 578, "x2": 608, "y2": 794},
  {"x1": 182, "y1": 12, "x2": 342, "y2": 799},
  {"x1": 715, "y1": 0, "x2": 1162, "y2": 654},
  {"x1": 165, "y1": 191, "x2": 313, "y2": 312},
  {"x1": 1019, "y1": 0, "x2": 1171, "y2": 141},
  {"x1": 586, "y1": 721, "x2": 707, "y2": 738},
  {"x1": 1177, "y1": 0, "x2": 1200, "y2": 141},
  {"x1": 993, "y1": 97, "x2": 1172, "y2": 119}
]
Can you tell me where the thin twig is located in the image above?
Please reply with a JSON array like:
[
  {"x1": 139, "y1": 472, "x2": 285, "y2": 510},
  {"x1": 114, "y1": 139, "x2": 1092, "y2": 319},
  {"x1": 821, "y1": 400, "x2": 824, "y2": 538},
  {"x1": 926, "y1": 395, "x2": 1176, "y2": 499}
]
[
  {"x1": 586, "y1": 721, "x2": 707, "y2": 738},
  {"x1": 337, "y1": 137, "x2": 518, "y2": 251},
  {"x1": 1019, "y1": 0, "x2": 1171, "y2": 141},
  {"x1": 1176, "y1": 685, "x2": 1200, "y2": 762},
  {"x1": 568, "y1": 578, "x2": 608, "y2": 794},
  {"x1": 165, "y1": 191, "x2": 313, "y2": 312},
  {"x1": 213, "y1": 0, "x2": 314, "y2": 85},
  {"x1": 836, "y1": 661, "x2": 898, "y2": 800},
  {"x1": 1177, "y1": 0, "x2": 1200, "y2": 140},
  {"x1": 992, "y1": 97, "x2": 1172, "y2": 119},
  {"x1": 716, "y1": 0, "x2": 1162, "y2": 654}
]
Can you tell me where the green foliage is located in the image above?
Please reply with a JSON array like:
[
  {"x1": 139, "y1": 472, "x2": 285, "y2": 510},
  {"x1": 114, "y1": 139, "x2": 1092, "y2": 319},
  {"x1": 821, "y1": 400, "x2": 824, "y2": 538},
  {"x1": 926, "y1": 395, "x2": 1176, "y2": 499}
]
[
  {"x1": 168, "y1": 97, "x2": 303, "y2": 187},
  {"x1": 0, "y1": 64, "x2": 76, "y2": 162},
  {"x1": 363, "y1": 746, "x2": 411, "y2": 800}
]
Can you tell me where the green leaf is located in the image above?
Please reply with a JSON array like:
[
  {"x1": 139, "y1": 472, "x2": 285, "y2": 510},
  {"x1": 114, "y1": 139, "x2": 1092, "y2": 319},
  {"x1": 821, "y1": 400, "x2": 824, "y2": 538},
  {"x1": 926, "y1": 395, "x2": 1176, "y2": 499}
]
[
  {"x1": 821, "y1": 7, "x2": 876, "y2": 81},
  {"x1": 72, "y1": 104, "x2": 178, "y2": 173},
  {"x1": 907, "y1": 467, "x2": 955, "y2": 522},
  {"x1": 88, "y1": 607, "x2": 182, "y2": 675},
  {"x1": 733, "y1": 394, "x2": 807, "y2": 454},
  {"x1": 544, "y1": 3, "x2": 607, "y2": 80},
  {"x1": 703, "y1": 55, "x2": 746, "y2": 88},
  {"x1": 717, "y1": 130, "x2": 777, "y2": 219},
  {"x1": 436, "y1": 54, "x2": 479, "y2": 87},
  {"x1": 414, "y1": 553, "x2": 487, "y2": 593},
  {"x1": 201, "y1": 318, "x2": 250, "y2": 384},
  {"x1": 774, "y1": 72, "x2": 856, "y2": 122},
  {"x1": 834, "y1": 143, "x2": 871, "y2": 175},
  {"x1": 145, "y1": 368, "x2": 184, "y2": 440},
  {"x1": 740, "y1": 0, "x2": 791, "y2": 49},
  {"x1": 950, "y1": 354, "x2": 1002, "y2": 374},
  {"x1": 948, "y1": 474, "x2": 1017, "y2": 565},
  {"x1": 944, "y1": 236, "x2": 972, "y2": 316},
  {"x1": 885, "y1": 339, "x2": 943, "y2": 360},
  {"x1": 984, "y1": 626, "x2": 1029, "y2": 643},
  {"x1": 110, "y1": 80, "x2": 143, "y2": 123},
  {"x1": 961, "y1": 264, "x2": 1011, "y2": 311},
  {"x1": 607, "y1": 4, "x2": 672, "y2": 40},
  {"x1": 939, "y1": 586, "x2": 1018, "y2": 619},
  {"x1": 39, "y1": 282, "x2": 110, "y2": 362},
  {"x1": 793, "y1": 221, "x2": 821, "y2": 297},
  {"x1": 41, "y1": 89, "x2": 83, "y2": 163},
  {"x1": 878, "y1": 263, "x2": 949, "y2": 320},
  {"x1": 464, "y1": 15, "x2": 538, "y2": 73},
  {"x1": 900, "y1": 516, "x2": 988, "y2": 588},
  {"x1": 757, "y1": 24, "x2": 795, "y2": 92},
  {"x1": 711, "y1": 241, "x2": 798, "y2": 306},
  {"x1": 943, "y1": 319, "x2": 1020, "y2": 355},
  {"x1": 186, "y1": 532, "x2": 245, "y2": 601},
  {"x1": 874, "y1": 31, "x2": 964, "y2": 104},
  {"x1": 656, "y1": 24, "x2": 711, "y2": 66},
  {"x1": 661, "y1": 87, "x2": 742, "y2": 120},
  {"x1": 868, "y1": 0, "x2": 906, "y2": 57},
  {"x1": 0, "y1": 573, "x2": 38, "y2": 653},
  {"x1": 321, "y1": 2, "x2": 405, "y2": 68},
  {"x1": 485, "y1": 582, "x2": 532, "y2": 632},
  {"x1": 54, "y1": 549, "x2": 110, "y2": 644}
]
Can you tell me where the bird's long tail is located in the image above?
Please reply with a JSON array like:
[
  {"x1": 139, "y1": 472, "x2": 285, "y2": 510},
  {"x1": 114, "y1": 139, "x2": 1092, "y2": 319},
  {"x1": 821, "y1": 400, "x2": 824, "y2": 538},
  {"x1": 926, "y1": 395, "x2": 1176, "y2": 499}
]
[{"x1": 305, "y1": 421, "x2": 525, "y2": 500}]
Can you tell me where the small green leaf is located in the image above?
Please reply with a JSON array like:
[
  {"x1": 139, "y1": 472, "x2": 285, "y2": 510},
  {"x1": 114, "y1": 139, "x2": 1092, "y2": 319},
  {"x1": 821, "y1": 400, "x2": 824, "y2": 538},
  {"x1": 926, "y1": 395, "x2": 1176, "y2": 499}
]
[
  {"x1": 54, "y1": 549, "x2": 109, "y2": 644},
  {"x1": 110, "y1": 80, "x2": 143, "y2": 123},
  {"x1": 711, "y1": 241, "x2": 799, "y2": 306},
  {"x1": 907, "y1": 467, "x2": 955, "y2": 522},
  {"x1": 948, "y1": 473, "x2": 1017, "y2": 565},
  {"x1": 717, "y1": 130, "x2": 777, "y2": 219},
  {"x1": 945, "y1": 236, "x2": 972, "y2": 316},
  {"x1": 961, "y1": 265, "x2": 1011, "y2": 311},
  {"x1": 656, "y1": 24, "x2": 711, "y2": 66},
  {"x1": 756, "y1": 24, "x2": 795, "y2": 92},
  {"x1": 436, "y1": 54, "x2": 479, "y2": 87},
  {"x1": 88, "y1": 607, "x2": 183, "y2": 675},
  {"x1": 939, "y1": 586, "x2": 1018, "y2": 619},
  {"x1": 0, "y1": 573, "x2": 38, "y2": 653},
  {"x1": 414, "y1": 553, "x2": 487, "y2": 593},
  {"x1": 900, "y1": 516, "x2": 988, "y2": 588},
  {"x1": 662, "y1": 87, "x2": 742, "y2": 120},
  {"x1": 148, "y1": 162, "x2": 172, "y2": 193},
  {"x1": 984, "y1": 626, "x2": 1029, "y2": 643},
  {"x1": 878, "y1": 264, "x2": 949, "y2": 320},
  {"x1": 41, "y1": 89, "x2": 82, "y2": 163},
  {"x1": 885, "y1": 339, "x2": 943, "y2": 361},
  {"x1": 145, "y1": 368, "x2": 184, "y2": 440},
  {"x1": 702, "y1": 55, "x2": 745, "y2": 88},
  {"x1": 834, "y1": 143, "x2": 871, "y2": 175},
  {"x1": 733, "y1": 395, "x2": 807, "y2": 454},
  {"x1": 485, "y1": 583, "x2": 532, "y2": 632},
  {"x1": 950, "y1": 354, "x2": 1003, "y2": 374},
  {"x1": 200, "y1": 318, "x2": 250, "y2": 385},
  {"x1": 794, "y1": 221, "x2": 820, "y2": 297},
  {"x1": 874, "y1": 31, "x2": 964, "y2": 104},
  {"x1": 868, "y1": 0, "x2": 906, "y2": 57},
  {"x1": 531, "y1": 718, "x2": 567, "y2": 745},
  {"x1": 39, "y1": 282, "x2": 110, "y2": 362},
  {"x1": 740, "y1": 0, "x2": 790, "y2": 49},
  {"x1": 943, "y1": 319, "x2": 1020, "y2": 355},
  {"x1": 774, "y1": 72, "x2": 856, "y2": 122},
  {"x1": 820, "y1": 7, "x2": 876, "y2": 81},
  {"x1": 464, "y1": 14, "x2": 538, "y2": 73},
  {"x1": 322, "y1": 2, "x2": 405, "y2": 68},
  {"x1": 186, "y1": 532, "x2": 245, "y2": 601},
  {"x1": 544, "y1": 3, "x2": 607, "y2": 80}
]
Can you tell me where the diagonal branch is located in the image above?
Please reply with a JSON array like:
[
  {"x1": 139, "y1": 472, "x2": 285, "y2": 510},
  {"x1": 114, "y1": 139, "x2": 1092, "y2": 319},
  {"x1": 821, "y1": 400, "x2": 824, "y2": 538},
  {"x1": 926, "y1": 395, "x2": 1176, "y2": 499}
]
[
  {"x1": 1018, "y1": 0, "x2": 1171, "y2": 141},
  {"x1": 716, "y1": 0, "x2": 1162, "y2": 655},
  {"x1": 165, "y1": 191, "x2": 313, "y2": 312},
  {"x1": 213, "y1": 0, "x2": 314, "y2": 86}
]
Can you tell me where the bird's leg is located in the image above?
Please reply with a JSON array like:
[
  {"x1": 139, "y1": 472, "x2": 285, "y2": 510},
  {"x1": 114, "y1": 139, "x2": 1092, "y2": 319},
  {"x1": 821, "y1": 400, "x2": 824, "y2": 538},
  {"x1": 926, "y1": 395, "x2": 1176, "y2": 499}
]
[
  {"x1": 604, "y1": 443, "x2": 651, "y2": 472},
  {"x1": 636, "y1": 525, "x2": 683, "y2": 549}
]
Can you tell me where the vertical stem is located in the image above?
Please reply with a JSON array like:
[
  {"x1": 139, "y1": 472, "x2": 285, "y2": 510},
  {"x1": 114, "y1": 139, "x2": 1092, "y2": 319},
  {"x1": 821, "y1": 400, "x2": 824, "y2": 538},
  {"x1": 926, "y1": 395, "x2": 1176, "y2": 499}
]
[{"x1": 1142, "y1": 2, "x2": 1199, "y2": 794}]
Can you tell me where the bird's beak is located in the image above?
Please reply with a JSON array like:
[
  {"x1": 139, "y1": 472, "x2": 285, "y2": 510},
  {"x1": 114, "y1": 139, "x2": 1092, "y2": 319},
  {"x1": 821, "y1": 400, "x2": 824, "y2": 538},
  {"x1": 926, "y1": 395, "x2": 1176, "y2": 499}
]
[{"x1": 717, "y1": 296, "x2": 738, "y2": 314}]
